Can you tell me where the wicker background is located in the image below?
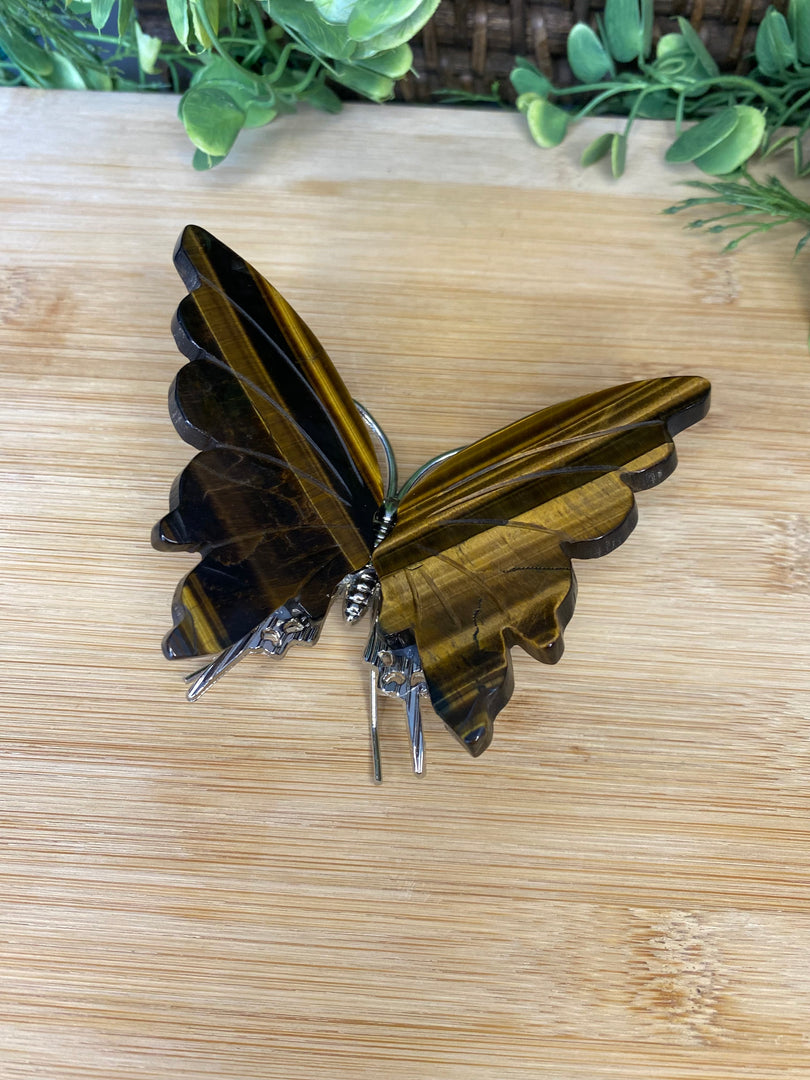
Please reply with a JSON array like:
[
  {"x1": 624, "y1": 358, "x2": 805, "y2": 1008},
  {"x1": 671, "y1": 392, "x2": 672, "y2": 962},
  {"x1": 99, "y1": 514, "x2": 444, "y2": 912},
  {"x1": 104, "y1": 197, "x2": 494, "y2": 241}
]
[
  {"x1": 400, "y1": 0, "x2": 784, "y2": 99},
  {"x1": 137, "y1": 0, "x2": 785, "y2": 102}
]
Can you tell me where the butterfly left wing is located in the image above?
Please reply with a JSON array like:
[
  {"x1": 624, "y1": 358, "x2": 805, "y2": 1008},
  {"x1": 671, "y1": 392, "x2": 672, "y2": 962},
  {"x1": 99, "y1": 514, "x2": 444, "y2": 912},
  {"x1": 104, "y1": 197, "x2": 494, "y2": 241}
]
[
  {"x1": 372, "y1": 376, "x2": 710, "y2": 756},
  {"x1": 153, "y1": 225, "x2": 383, "y2": 661}
]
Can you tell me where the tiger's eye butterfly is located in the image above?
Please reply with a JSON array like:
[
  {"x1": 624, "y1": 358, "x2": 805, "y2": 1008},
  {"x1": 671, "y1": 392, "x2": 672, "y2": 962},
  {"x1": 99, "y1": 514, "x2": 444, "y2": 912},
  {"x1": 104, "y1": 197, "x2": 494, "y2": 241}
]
[{"x1": 153, "y1": 225, "x2": 710, "y2": 779}]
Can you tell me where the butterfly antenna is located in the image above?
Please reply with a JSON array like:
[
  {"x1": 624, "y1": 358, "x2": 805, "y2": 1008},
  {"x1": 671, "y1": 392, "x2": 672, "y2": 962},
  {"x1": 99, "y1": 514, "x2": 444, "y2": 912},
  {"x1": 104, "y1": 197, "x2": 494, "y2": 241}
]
[{"x1": 353, "y1": 400, "x2": 398, "y2": 506}]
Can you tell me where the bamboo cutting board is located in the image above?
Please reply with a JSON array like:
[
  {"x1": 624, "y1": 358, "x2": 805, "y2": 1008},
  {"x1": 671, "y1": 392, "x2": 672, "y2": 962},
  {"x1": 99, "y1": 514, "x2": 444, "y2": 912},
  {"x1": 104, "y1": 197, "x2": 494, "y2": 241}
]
[{"x1": 1, "y1": 88, "x2": 809, "y2": 1080}]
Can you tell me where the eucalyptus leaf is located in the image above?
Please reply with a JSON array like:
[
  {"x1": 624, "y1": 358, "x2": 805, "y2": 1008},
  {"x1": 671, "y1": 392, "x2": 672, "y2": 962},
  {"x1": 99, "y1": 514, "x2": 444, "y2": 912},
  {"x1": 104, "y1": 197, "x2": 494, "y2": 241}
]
[
  {"x1": 674, "y1": 17, "x2": 719, "y2": 77},
  {"x1": 611, "y1": 131, "x2": 627, "y2": 176},
  {"x1": 650, "y1": 35, "x2": 715, "y2": 94},
  {"x1": 755, "y1": 8, "x2": 796, "y2": 75},
  {"x1": 90, "y1": 0, "x2": 116, "y2": 31},
  {"x1": 581, "y1": 131, "x2": 614, "y2": 166},
  {"x1": 509, "y1": 58, "x2": 552, "y2": 97},
  {"x1": 135, "y1": 22, "x2": 162, "y2": 74},
  {"x1": 525, "y1": 97, "x2": 569, "y2": 148},
  {"x1": 348, "y1": 0, "x2": 424, "y2": 41},
  {"x1": 788, "y1": 0, "x2": 810, "y2": 63},
  {"x1": 640, "y1": 0, "x2": 653, "y2": 56},
  {"x1": 515, "y1": 91, "x2": 541, "y2": 114},
  {"x1": 180, "y1": 85, "x2": 246, "y2": 156},
  {"x1": 655, "y1": 32, "x2": 689, "y2": 58},
  {"x1": 603, "y1": 0, "x2": 643, "y2": 63},
  {"x1": 693, "y1": 106, "x2": 766, "y2": 175},
  {"x1": 635, "y1": 90, "x2": 677, "y2": 118},
  {"x1": 567, "y1": 23, "x2": 613, "y2": 83},
  {"x1": 665, "y1": 106, "x2": 739, "y2": 163}
]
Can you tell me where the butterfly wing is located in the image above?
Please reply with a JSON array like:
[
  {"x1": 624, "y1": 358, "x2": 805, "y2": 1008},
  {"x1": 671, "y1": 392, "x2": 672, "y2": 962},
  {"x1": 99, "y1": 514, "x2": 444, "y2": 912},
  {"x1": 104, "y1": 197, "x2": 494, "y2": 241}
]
[
  {"x1": 153, "y1": 225, "x2": 383, "y2": 659},
  {"x1": 372, "y1": 377, "x2": 710, "y2": 755}
]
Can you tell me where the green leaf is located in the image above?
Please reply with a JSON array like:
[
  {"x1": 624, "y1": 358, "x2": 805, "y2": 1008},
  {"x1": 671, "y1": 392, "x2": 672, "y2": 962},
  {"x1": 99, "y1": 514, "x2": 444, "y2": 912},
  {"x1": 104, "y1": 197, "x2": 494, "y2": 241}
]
[
  {"x1": 312, "y1": 0, "x2": 356, "y2": 22},
  {"x1": 640, "y1": 0, "x2": 654, "y2": 56},
  {"x1": 83, "y1": 65, "x2": 114, "y2": 90},
  {"x1": 510, "y1": 59, "x2": 552, "y2": 97},
  {"x1": 525, "y1": 97, "x2": 569, "y2": 148},
  {"x1": 788, "y1": 0, "x2": 810, "y2": 63},
  {"x1": 665, "y1": 106, "x2": 739, "y2": 163},
  {"x1": 43, "y1": 53, "x2": 88, "y2": 89},
  {"x1": 566, "y1": 23, "x2": 613, "y2": 82},
  {"x1": 348, "y1": 0, "x2": 440, "y2": 53},
  {"x1": 348, "y1": 0, "x2": 424, "y2": 40},
  {"x1": 332, "y1": 60, "x2": 395, "y2": 99},
  {"x1": 611, "y1": 131, "x2": 627, "y2": 176},
  {"x1": 300, "y1": 81, "x2": 343, "y2": 112},
  {"x1": 674, "y1": 16, "x2": 719, "y2": 77},
  {"x1": 516, "y1": 91, "x2": 541, "y2": 114},
  {"x1": 190, "y1": 0, "x2": 220, "y2": 47},
  {"x1": 244, "y1": 100, "x2": 278, "y2": 128},
  {"x1": 180, "y1": 85, "x2": 246, "y2": 156},
  {"x1": 353, "y1": 42, "x2": 412, "y2": 76},
  {"x1": 0, "y1": 23, "x2": 54, "y2": 77},
  {"x1": 263, "y1": 0, "x2": 358, "y2": 59},
  {"x1": 755, "y1": 7, "x2": 796, "y2": 75},
  {"x1": 167, "y1": 0, "x2": 190, "y2": 46},
  {"x1": 192, "y1": 56, "x2": 263, "y2": 95},
  {"x1": 118, "y1": 0, "x2": 134, "y2": 35},
  {"x1": 135, "y1": 22, "x2": 162, "y2": 74},
  {"x1": 656, "y1": 32, "x2": 689, "y2": 58},
  {"x1": 603, "y1": 0, "x2": 643, "y2": 62},
  {"x1": 581, "y1": 131, "x2": 614, "y2": 166},
  {"x1": 192, "y1": 149, "x2": 226, "y2": 170},
  {"x1": 635, "y1": 89, "x2": 676, "y2": 118},
  {"x1": 693, "y1": 106, "x2": 766, "y2": 175},
  {"x1": 90, "y1": 0, "x2": 116, "y2": 30}
]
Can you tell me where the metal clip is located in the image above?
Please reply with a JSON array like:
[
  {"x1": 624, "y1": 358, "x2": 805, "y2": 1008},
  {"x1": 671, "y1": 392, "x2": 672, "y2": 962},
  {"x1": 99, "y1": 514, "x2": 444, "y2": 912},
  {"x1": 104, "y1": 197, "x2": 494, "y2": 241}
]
[
  {"x1": 364, "y1": 613, "x2": 427, "y2": 782},
  {"x1": 184, "y1": 601, "x2": 320, "y2": 701}
]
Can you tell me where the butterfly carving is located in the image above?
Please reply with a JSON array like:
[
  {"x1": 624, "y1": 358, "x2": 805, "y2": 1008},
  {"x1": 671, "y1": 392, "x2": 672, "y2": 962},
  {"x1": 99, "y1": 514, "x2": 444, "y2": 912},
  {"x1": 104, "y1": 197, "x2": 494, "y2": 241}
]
[{"x1": 153, "y1": 225, "x2": 711, "y2": 779}]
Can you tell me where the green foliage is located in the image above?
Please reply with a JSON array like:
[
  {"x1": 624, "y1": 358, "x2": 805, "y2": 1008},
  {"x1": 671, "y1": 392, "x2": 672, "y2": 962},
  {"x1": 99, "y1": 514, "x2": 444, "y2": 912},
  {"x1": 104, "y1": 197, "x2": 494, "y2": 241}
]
[
  {"x1": 519, "y1": 93, "x2": 569, "y2": 146},
  {"x1": 511, "y1": 0, "x2": 810, "y2": 179},
  {"x1": 0, "y1": 0, "x2": 439, "y2": 164},
  {"x1": 603, "y1": 0, "x2": 644, "y2": 64},
  {"x1": 567, "y1": 23, "x2": 613, "y2": 84},
  {"x1": 665, "y1": 172, "x2": 810, "y2": 254}
]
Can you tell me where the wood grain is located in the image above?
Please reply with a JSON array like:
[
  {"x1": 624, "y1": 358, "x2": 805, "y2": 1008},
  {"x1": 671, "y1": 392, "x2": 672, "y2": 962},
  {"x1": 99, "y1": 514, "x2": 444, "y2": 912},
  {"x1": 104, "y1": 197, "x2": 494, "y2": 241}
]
[{"x1": 1, "y1": 88, "x2": 809, "y2": 1079}]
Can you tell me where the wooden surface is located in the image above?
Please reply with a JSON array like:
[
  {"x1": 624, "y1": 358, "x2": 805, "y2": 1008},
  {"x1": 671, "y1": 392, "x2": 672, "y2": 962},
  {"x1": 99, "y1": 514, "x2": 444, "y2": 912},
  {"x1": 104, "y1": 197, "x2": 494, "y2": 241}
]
[{"x1": 1, "y1": 89, "x2": 809, "y2": 1079}]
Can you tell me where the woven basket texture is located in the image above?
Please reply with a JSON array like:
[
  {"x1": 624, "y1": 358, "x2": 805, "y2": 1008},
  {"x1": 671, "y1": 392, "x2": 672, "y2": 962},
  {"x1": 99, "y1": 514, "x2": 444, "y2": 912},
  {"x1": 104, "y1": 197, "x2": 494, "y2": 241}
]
[
  {"x1": 136, "y1": 0, "x2": 785, "y2": 102},
  {"x1": 400, "y1": 0, "x2": 786, "y2": 100}
]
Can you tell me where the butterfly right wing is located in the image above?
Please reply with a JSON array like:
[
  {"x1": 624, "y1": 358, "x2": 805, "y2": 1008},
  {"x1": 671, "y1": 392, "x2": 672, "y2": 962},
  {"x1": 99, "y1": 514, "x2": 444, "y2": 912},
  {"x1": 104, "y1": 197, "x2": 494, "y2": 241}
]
[
  {"x1": 152, "y1": 226, "x2": 383, "y2": 660},
  {"x1": 372, "y1": 377, "x2": 710, "y2": 755}
]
